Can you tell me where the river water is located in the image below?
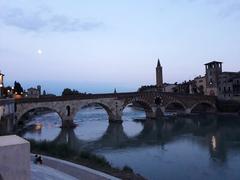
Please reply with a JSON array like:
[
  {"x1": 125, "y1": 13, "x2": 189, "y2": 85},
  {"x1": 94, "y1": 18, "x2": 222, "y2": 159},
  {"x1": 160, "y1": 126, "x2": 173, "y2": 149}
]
[{"x1": 22, "y1": 106, "x2": 240, "y2": 180}]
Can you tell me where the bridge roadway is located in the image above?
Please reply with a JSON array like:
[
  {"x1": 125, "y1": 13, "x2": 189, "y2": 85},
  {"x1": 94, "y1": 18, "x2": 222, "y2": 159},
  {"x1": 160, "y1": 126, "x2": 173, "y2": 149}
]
[{"x1": 15, "y1": 91, "x2": 217, "y2": 128}]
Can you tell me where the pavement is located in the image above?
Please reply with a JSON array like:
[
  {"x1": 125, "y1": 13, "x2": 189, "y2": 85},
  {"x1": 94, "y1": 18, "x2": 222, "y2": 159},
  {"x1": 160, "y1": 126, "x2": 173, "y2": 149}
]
[
  {"x1": 31, "y1": 163, "x2": 78, "y2": 180},
  {"x1": 31, "y1": 155, "x2": 120, "y2": 180}
]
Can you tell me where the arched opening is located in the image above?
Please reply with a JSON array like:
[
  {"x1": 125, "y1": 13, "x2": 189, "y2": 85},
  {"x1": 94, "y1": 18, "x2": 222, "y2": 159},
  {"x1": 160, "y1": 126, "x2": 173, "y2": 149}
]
[
  {"x1": 73, "y1": 103, "x2": 112, "y2": 141},
  {"x1": 121, "y1": 100, "x2": 153, "y2": 137},
  {"x1": 165, "y1": 102, "x2": 186, "y2": 114},
  {"x1": 66, "y1": 105, "x2": 71, "y2": 116},
  {"x1": 19, "y1": 107, "x2": 62, "y2": 141},
  {"x1": 191, "y1": 102, "x2": 216, "y2": 113}
]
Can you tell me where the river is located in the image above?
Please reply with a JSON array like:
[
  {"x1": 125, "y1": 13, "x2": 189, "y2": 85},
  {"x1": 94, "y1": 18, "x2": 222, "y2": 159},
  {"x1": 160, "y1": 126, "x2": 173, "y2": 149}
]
[{"x1": 22, "y1": 106, "x2": 240, "y2": 180}]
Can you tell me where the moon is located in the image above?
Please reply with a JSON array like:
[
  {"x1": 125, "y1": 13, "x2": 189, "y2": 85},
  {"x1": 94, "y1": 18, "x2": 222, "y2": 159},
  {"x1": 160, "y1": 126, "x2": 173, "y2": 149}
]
[{"x1": 37, "y1": 49, "x2": 43, "y2": 55}]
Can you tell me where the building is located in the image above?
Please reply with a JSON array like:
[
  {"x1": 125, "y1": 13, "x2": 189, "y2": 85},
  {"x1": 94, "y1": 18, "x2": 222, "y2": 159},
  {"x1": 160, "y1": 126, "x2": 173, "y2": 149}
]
[
  {"x1": 189, "y1": 76, "x2": 206, "y2": 95},
  {"x1": 139, "y1": 59, "x2": 164, "y2": 92},
  {"x1": 205, "y1": 61, "x2": 223, "y2": 96},
  {"x1": 163, "y1": 83, "x2": 178, "y2": 93},
  {"x1": 202, "y1": 61, "x2": 240, "y2": 101},
  {"x1": 172, "y1": 81, "x2": 191, "y2": 94},
  {"x1": 218, "y1": 72, "x2": 240, "y2": 100},
  {"x1": 0, "y1": 72, "x2": 4, "y2": 98},
  {"x1": 26, "y1": 87, "x2": 40, "y2": 98},
  {"x1": 156, "y1": 59, "x2": 163, "y2": 91},
  {"x1": 37, "y1": 85, "x2": 41, "y2": 96}
]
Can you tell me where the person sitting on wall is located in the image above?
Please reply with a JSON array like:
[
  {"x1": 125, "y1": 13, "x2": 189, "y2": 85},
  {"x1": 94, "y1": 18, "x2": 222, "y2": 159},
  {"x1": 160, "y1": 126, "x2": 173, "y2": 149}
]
[{"x1": 34, "y1": 154, "x2": 43, "y2": 164}]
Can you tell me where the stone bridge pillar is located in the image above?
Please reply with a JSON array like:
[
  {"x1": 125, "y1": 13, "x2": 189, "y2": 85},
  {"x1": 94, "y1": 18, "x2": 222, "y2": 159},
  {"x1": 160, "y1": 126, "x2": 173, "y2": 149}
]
[
  {"x1": 59, "y1": 112, "x2": 77, "y2": 128},
  {"x1": 109, "y1": 106, "x2": 123, "y2": 123},
  {"x1": 151, "y1": 106, "x2": 164, "y2": 119}
]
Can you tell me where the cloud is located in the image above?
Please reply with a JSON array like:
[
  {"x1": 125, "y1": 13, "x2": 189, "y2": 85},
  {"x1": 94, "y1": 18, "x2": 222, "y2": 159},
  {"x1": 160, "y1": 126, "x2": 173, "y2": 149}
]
[{"x1": 0, "y1": 5, "x2": 103, "y2": 32}]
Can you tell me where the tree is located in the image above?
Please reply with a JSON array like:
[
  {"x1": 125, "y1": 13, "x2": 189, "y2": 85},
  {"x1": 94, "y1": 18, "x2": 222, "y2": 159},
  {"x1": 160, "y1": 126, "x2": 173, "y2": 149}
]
[
  {"x1": 14, "y1": 81, "x2": 23, "y2": 95},
  {"x1": 62, "y1": 88, "x2": 73, "y2": 96}
]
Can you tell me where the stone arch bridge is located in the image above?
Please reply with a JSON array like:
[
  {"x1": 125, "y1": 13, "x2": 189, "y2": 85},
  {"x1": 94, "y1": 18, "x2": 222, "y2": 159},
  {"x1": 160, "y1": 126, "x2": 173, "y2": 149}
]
[{"x1": 15, "y1": 92, "x2": 217, "y2": 127}]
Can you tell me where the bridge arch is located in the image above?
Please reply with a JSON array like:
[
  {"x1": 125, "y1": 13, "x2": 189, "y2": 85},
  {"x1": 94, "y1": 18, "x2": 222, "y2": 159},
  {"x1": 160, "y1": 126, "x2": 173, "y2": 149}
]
[
  {"x1": 17, "y1": 106, "x2": 63, "y2": 126},
  {"x1": 190, "y1": 101, "x2": 216, "y2": 113},
  {"x1": 121, "y1": 99, "x2": 155, "y2": 119},
  {"x1": 73, "y1": 101, "x2": 116, "y2": 122},
  {"x1": 165, "y1": 100, "x2": 187, "y2": 113}
]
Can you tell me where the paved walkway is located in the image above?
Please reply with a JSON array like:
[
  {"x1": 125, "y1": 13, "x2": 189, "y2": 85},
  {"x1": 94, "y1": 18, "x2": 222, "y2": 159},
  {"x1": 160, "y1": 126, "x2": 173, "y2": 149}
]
[
  {"x1": 31, "y1": 155, "x2": 120, "y2": 180},
  {"x1": 31, "y1": 163, "x2": 78, "y2": 180}
]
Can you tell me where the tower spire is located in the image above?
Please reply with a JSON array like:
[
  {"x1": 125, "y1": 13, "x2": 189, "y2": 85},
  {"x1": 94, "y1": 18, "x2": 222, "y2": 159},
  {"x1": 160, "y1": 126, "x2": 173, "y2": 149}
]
[{"x1": 157, "y1": 59, "x2": 161, "y2": 67}]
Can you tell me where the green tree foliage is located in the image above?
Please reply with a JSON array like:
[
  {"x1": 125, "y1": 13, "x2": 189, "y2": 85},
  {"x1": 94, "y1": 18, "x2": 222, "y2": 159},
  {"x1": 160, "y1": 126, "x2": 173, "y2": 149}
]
[{"x1": 62, "y1": 88, "x2": 82, "y2": 96}]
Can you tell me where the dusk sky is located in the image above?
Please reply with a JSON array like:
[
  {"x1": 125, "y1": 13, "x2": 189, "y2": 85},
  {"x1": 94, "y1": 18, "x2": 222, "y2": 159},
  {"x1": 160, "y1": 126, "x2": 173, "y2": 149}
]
[{"x1": 1, "y1": 0, "x2": 240, "y2": 95}]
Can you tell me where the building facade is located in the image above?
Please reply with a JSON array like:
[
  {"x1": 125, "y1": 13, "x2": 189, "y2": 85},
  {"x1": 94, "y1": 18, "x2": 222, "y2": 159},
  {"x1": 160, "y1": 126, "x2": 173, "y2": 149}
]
[
  {"x1": 163, "y1": 83, "x2": 178, "y2": 93},
  {"x1": 203, "y1": 61, "x2": 240, "y2": 101},
  {"x1": 189, "y1": 76, "x2": 206, "y2": 95},
  {"x1": 218, "y1": 72, "x2": 240, "y2": 100},
  {"x1": 205, "y1": 61, "x2": 223, "y2": 96},
  {"x1": 27, "y1": 87, "x2": 40, "y2": 98}
]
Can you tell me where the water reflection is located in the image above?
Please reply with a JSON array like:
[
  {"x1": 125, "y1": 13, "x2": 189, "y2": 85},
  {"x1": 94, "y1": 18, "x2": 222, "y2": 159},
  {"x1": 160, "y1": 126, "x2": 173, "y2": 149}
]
[
  {"x1": 23, "y1": 113, "x2": 61, "y2": 141},
  {"x1": 44, "y1": 115, "x2": 240, "y2": 163},
  {"x1": 22, "y1": 110, "x2": 240, "y2": 180}
]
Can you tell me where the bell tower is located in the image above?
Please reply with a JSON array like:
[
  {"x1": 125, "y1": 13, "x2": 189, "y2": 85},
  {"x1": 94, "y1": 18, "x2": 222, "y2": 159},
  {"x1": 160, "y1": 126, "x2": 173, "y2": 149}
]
[
  {"x1": 205, "y1": 61, "x2": 222, "y2": 96},
  {"x1": 156, "y1": 59, "x2": 163, "y2": 91}
]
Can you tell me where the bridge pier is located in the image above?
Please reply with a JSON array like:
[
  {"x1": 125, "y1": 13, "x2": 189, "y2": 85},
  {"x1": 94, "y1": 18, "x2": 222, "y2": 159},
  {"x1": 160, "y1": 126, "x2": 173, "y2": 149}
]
[
  {"x1": 151, "y1": 106, "x2": 164, "y2": 120},
  {"x1": 61, "y1": 120, "x2": 77, "y2": 128},
  {"x1": 109, "y1": 114, "x2": 123, "y2": 124}
]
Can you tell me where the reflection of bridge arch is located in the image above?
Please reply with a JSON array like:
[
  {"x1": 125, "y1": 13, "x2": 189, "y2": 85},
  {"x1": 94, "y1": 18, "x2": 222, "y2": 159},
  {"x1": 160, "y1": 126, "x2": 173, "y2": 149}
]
[
  {"x1": 191, "y1": 101, "x2": 216, "y2": 113},
  {"x1": 165, "y1": 100, "x2": 187, "y2": 112},
  {"x1": 122, "y1": 98, "x2": 155, "y2": 119},
  {"x1": 53, "y1": 128, "x2": 86, "y2": 149},
  {"x1": 51, "y1": 116, "x2": 222, "y2": 152}
]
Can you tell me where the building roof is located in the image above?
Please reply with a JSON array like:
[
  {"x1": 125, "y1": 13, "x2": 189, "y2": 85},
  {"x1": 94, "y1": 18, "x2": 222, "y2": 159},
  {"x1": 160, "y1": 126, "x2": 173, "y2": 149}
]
[
  {"x1": 27, "y1": 87, "x2": 38, "y2": 91},
  {"x1": 221, "y1": 71, "x2": 239, "y2": 75},
  {"x1": 194, "y1": 75, "x2": 205, "y2": 80},
  {"x1": 204, "y1": 61, "x2": 223, "y2": 65},
  {"x1": 0, "y1": 72, "x2": 4, "y2": 76}
]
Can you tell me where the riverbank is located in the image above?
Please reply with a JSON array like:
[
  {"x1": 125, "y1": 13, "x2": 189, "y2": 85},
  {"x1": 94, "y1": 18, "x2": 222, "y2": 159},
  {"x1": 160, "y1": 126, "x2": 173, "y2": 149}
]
[
  {"x1": 31, "y1": 154, "x2": 119, "y2": 180},
  {"x1": 30, "y1": 140, "x2": 145, "y2": 180}
]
